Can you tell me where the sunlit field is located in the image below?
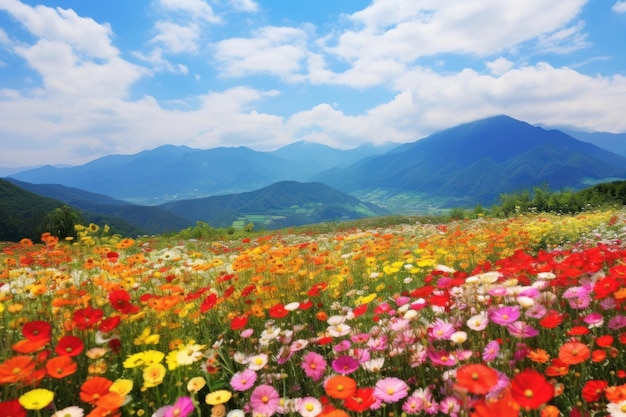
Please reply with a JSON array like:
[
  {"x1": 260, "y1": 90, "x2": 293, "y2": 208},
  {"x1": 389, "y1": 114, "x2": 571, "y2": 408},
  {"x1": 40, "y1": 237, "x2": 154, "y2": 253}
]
[{"x1": 2, "y1": 210, "x2": 626, "y2": 417}]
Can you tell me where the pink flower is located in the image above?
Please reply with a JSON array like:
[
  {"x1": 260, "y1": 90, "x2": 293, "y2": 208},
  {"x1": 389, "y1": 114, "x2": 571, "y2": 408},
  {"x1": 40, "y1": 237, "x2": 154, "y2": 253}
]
[
  {"x1": 507, "y1": 321, "x2": 539, "y2": 338},
  {"x1": 374, "y1": 377, "x2": 409, "y2": 403},
  {"x1": 164, "y1": 397, "x2": 194, "y2": 417},
  {"x1": 402, "y1": 393, "x2": 423, "y2": 414},
  {"x1": 230, "y1": 369, "x2": 257, "y2": 391},
  {"x1": 301, "y1": 351, "x2": 326, "y2": 381},
  {"x1": 482, "y1": 340, "x2": 500, "y2": 362},
  {"x1": 250, "y1": 384, "x2": 280, "y2": 416},
  {"x1": 488, "y1": 306, "x2": 520, "y2": 325},
  {"x1": 332, "y1": 355, "x2": 360, "y2": 374},
  {"x1": 429, "y1": 318, "x2": 455, "y2": 340}
]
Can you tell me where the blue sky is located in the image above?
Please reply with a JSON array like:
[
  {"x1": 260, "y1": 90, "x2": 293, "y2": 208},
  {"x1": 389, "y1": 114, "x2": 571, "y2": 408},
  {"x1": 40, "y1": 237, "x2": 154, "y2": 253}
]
[{"x1": 1, "y1": 0, "x2": 625, "y2": 168}]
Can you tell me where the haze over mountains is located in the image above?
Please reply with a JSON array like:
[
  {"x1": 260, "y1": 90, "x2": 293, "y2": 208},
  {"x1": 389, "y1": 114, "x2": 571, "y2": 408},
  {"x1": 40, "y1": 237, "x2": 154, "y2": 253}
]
[{"x1": 3, "y1": 115, "x2": 626, "y2": 238}]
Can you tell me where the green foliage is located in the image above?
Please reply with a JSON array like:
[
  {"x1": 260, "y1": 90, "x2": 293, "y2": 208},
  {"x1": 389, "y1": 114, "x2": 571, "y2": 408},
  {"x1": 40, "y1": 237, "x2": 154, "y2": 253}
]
[
  {"x1": 492, "y1": 181, "x2": 626, "y2": 217},
  {"x1": 44, "y1": 205, "x2": 83, "y2": 239}
]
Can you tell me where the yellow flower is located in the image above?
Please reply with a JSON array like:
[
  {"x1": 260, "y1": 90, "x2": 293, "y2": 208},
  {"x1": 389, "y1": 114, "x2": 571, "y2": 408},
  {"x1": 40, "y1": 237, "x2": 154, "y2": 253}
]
[
  {"x1": 142, "y1": 363, "x2": 166, "y2": 388},
  {"x1": 356, "y1": 293, "x2": 377, "y2": 305},
  {"x1": 19, "y1": 388, "x2": 54, "y2": 410},
  {"x1": 110, "y1": 378, "x2": 134, "y2": 396},
  {"x1": 205, "y1": 389, "x2": 232, "y2": 405},
  {"x1": 187, "y1": 376, "x2": 207, "y2": 394},
  {"x1": 134, "y1": 327, "x2": 160, "y2": 345},
  {"x1": 141, "y1": 350, "x2": 165, "y2": 365}
]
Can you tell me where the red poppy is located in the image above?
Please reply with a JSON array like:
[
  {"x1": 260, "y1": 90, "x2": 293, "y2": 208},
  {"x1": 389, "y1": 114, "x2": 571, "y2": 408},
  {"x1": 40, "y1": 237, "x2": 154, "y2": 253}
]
[
  {"x1": 591, "y1": 349, "x2": 607, "y2": 363},
  {"x1": 55, "y1": 335, "x2": 85, "y2": 357},
  {"x1": 558, "y1": 341, "x2": 591, "y2": 365},
  {"x1": 0, "y1": 355, "x2": 37, "y2": 384},
  {"x1": 596, "y1": 335, "x2": 614, "y2": 348},
  {"x1": 108, "y1": 289, "x2": 139, "y2": 314},
  {"x1": 0, "y1": 399, "x2": 26, "y2": 417},
  {"x1": 343, "y1": 387, "x2": 375, "y2": 412},
  {"x1": 230, "y1": 315, "x2": 248, "y2": 331},
  {"x1": 352, "y1": 304, "x2": 368, "y2": 317},
  {"x1": 581, "y1": 380, "x2": 608, "y2": 403},
  {"x1": 46, "y1": 355, "x2": 78, "y2": 379},
  {"x1": 567, "y1": 326, "x2": 590, "y2": 336},
  {"x1": 22, "y1": 320, "x2": 52, "y2": 342},
  {"x1": 200, "y1": 293, "x2": 218, "y2": 312},
  {"x1": 299, "y1": 300, "x2": 313, "y2": 310},
  {"x1": 73, "y1": 306, "x2": 104, "y2": 330},
  {"x1": 456, "y1": 363, "x2": 499, "y2": 395},
  {"x1": 539, "y1": 310, "x2": 564, "y2": 329},
  {"x1": 98, "y1": 316, "x2": 121, "y2": 333},
  {"x1": 268, "y1": 303, "x2": 289, "y2": 319},
  {"x1": 510, "y1": 369, "x2": 555, "y2": 410}
]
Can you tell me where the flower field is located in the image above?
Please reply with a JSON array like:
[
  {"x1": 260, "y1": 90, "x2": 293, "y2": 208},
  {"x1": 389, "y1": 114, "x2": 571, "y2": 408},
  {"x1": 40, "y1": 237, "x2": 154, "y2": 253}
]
[{"x1": 2, "y1": 210, "x2": 626, "y2": 417}]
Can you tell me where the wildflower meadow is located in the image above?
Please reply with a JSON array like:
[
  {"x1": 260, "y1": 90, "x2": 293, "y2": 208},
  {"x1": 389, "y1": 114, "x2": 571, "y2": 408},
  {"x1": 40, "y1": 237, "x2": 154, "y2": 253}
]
[{"x1": 2, "y1": 210, "x2": 626, "y2": 417}]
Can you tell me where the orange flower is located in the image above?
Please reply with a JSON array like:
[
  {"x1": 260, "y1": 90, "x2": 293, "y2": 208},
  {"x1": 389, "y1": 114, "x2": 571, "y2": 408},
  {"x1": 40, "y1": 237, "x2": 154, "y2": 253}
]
[
  {"x1": 527, "y1": 349, "x2": 550, "y2": 364},
  {"x1": 540, "y1": 405, "x2": 560, "y2": 417},
  {"x1": 316, "y1": 311, "x2": 328, "y2": 321},
  {"x1": 12, "y1": 338, "x2": 50, "y2": 354},
  {"x1": 80, "y1": 376, "x2": 113, "y2": 405},
  {"x1": 96, "y1": 392, "x2": 125, "y2": 410},
  {"x1": 0, "y1": 355, "x2": 37, "y2": 384},
  {"x1": 544, "y1": 358, "x2": 569, "y2": 377},
  {"x1": 46, "y1": 356, "x2": 77, "y2": 379},
  {"x1": 455, "y1": 363, "x2": 499, "y2": 395},
  {"x1": 558, "y1": 341, "x2": 590, "y2": 365},
  {"x1": 605, "y1": 384, "x2": 626, "y2": 403},
  {"x1": 325, "y1": 375, "x2": 357, "y2": 399},
  {"x1": 591, "y1": 349, "x2": 607, "y2": 363}
]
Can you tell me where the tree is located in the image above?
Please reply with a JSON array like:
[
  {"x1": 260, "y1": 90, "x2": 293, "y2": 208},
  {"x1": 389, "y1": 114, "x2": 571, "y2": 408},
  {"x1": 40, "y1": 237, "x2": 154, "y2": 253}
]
[{"x1": 45, "y1": 205, "x2": 83, "y2": 239}]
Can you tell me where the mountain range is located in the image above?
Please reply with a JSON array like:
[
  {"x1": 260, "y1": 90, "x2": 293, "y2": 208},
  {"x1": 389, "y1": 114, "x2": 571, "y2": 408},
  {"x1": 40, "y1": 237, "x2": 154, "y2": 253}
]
[{"x1": 3, "y1": 114, "x2": 626, "y2": 238}]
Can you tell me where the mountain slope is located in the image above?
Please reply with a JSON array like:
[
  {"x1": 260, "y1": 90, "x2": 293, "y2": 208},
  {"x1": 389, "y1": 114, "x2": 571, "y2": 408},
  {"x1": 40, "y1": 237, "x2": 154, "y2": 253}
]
[
  {"x1": 312, "y1": 115, "x2": 626, "y2": 210},
  {"x1": 7, "y1": 142, "x2": 396, "y2": 205},
  {"x1": 4, "y1": 179, "x2": 193, "y2": 235},
  {"x1": 0, "y1": 179, "x2": 144, "y2": 241},
  {"x1": 159, "y1": 181, "x2": 389, "y2": 229}
]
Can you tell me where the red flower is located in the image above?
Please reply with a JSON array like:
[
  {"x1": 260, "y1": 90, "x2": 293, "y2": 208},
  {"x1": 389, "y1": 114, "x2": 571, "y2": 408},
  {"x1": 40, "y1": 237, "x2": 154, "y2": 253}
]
[
  {"x1": 581, "y1": 380, "x2": 608, "y2": 403},
  {"x1": 470, "y1": 390, "x2": 520, "y2": 417},
  {"x1": 268, "y1": 303, "x2": 289, "y2": 319},
  {"x1": 109, "y1": 289, "x2": 139, "y2": 314},
  {"x1": 22, "y1": 320, "x2": 52, "y2": 342},
  {"x1": 99, "y1": 316, "x2": 121, "y2": 333},
  {"x1": 200, "y1": 293, "x2": 218, "y2": 312},
  {"x1": 539, "y1": 310, "x2": 564, "y2": 329},
  {"x1": 567, "y1": 326, "x2": 590, "y2": 336},
  {"x1": 230, "y1": 315, "x2": 248, "y2": 331},
  {"x1": 55, "y1": 335, "x2": 84, "y2": 357},
  {"x1": 510, "y1": 370, "x2": 555, "y2": 410},
  {"x1": 0, "y1": 399, "x2": 26, "y2": 417},
  {"x1": 594, "y1": 276, "x2": 620, "y2": 299},
  {"x1": 558, "y1": 341, "x2": 591, "y2": 365},
  {"x1": 343, "y1": 387, "x2": 375, "y2": 412},
  {"x1": 352, "y1": 304, "x2": 368, "y2": 317},
  {"x1": 456, "y1": 363, "x2": 499, "y2": 395},
  {"x1": 73, "y1": 306, "x2": 104, "y2": 330},
  {"x1": 596, "y1": 335, "x2": 614, "y2": 348}
]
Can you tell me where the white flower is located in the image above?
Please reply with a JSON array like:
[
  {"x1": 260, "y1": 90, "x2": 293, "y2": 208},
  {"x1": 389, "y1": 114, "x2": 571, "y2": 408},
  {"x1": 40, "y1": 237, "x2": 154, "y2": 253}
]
[
  {"x1": 52, "y1": 407, "x2": 84, "y2": 417},
  {"x1": 537, "y1": 272, "x2": 556, "y2": 280},
  {"x1": 247, "y1": 353, "x2": 269, "y2": 370},
  {"x1": 450, "y1": 331, "x2": 468, "y2": 344},
  {"x1": 327, "y1": 315, "x2": 346, "y2": 326},
  {"x1": 284, "y1": 302, "x2": 300, "y2": 311},
  {"x1": 466, "y1": 312, "x2": 489, "y2": 331},
  {"x1": 361, "y1": 357, "x2": 385, "y2": 372},
  {"x1": 607, "y1": 400, "x2": 626, "y2": 417},
  {"x1": 516, "y1": 296, "x2": 535, "y2": 308}
]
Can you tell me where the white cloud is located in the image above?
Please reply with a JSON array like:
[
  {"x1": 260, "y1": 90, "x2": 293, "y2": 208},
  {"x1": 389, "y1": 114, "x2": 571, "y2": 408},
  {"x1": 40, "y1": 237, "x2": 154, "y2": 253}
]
[
  {"x1": 0, "y1": 0, "x2": 118, "y2": 59},
  {"x1": 229, "y1": 0, "x2": 260, "y2": 13},
  {"x1": 133, "y1": 47, "x2": 189, "y2": 73},
  {"x1": 214, "y1": 26, "x2": 309, "y2": 81},
  {"x1": 151, "y1": 21, "x2": 200, "y2": 54},
  {"x1": 157, "y1": 0, "x2": 221, "y2": 23},
  {"x1": 536, "y1": 20, "x2": 590, "y2": 54},
  {"x1": 486, "y1": 57, "x2": 514, "y2": 76},
  {"x1": 612, "y1": 1, "x2": 626, "y2": 14}
]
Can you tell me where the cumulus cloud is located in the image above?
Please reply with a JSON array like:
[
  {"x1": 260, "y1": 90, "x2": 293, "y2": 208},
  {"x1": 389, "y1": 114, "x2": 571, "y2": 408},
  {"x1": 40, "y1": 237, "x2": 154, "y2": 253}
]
[
  {"x1": 157, "y1": 0, "x2": 221, "y2": 23},
  {"x1": 486, "y1": 57, "x2": 514, "y2": 76},
  {"x1": 228, "y1": 0, "x2": 260, "y2": 13},
  {"x1": 214, "y1": 26, "x2": 310, "y2": 80},
  {"x1": 150, "y1": 21, "x2": 201, "y2": 54}
]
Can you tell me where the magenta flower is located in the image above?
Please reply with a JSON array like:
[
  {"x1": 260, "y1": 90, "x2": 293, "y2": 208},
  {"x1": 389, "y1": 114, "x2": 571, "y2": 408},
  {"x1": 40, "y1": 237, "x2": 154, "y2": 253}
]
[
  {"x1": 250, "y1": 384, "x2": 280, "y2": 416},
  {"x1": 427, "y1": 348, "x2": 457, "y2": 367},
  {"x1": 230, "y1": 369, "x2": 257, "y2": 391},
  {"x1": 507, "y1": 321, "x2": 539, "y2": 338},
  {"x1": 609, "y1": 315, "x2": 626, "y2": 330},
  {"x1": 482, "y1": 340, "x2": 500, "y2": 362},
  {"x1": 488, "y1": 305, "x2": 520, "y2": 325},
  {"x1": 402, "y1": 392, "x2": 423, "y2": 414},
  {"x1": 301, "y1": 351, "x2": 326, "y2": 381},
  {"x1": 332, "y1": 355, "x2": 360, "y2": 374},
  {"x1": 374, "y1": 377, "x2": 409, "y2": 403},
  {"x1": 164, "y1": 397, "x2": 194, "y2": 417}
]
